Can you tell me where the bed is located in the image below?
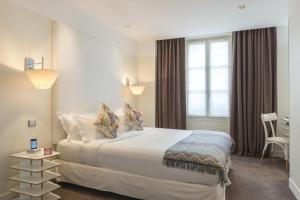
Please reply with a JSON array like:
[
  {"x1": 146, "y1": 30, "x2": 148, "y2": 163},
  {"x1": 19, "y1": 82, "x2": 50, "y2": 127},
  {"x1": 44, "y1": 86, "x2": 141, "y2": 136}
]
[{"x1": 56, "y1": 127, "x2": 232, "y2": 200}]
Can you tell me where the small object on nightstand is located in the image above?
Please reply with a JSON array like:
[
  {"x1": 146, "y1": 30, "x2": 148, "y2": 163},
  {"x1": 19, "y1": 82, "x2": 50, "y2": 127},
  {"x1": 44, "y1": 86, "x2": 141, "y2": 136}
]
[
  {"x1": 30, "y1": 138, "x2": 38, "y2": 149},
  {"x1": 26, "y1": 138, "x2": 41, "y2": 153},
  {"x1": 44, "y1": 147, "x2": 53, "y2": 155}
]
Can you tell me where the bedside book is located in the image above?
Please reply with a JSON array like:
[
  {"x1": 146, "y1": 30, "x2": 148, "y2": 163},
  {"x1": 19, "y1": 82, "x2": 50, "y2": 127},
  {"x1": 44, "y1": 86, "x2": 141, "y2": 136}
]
[{"x1": 9, "y1": 149, "x2": 61, "y2": 200}]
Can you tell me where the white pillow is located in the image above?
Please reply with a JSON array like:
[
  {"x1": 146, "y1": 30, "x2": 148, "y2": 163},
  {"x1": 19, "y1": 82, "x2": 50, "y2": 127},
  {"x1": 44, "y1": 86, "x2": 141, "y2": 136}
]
[
  {"x1": 57, "y1": 112, "x2": 81, "y2": 141},
  {"x1": 73, "y1": 114, "x2": 106, "y2": 143},
  {"x1": 115, "y1": 107, "x2": 132, "y2": 134}
]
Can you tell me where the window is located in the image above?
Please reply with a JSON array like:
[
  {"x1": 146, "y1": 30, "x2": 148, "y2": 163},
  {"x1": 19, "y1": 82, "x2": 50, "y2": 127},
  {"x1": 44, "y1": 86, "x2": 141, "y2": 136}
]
[{"x1": 187, "y1": 37, "x2": 230, "y2": 117}]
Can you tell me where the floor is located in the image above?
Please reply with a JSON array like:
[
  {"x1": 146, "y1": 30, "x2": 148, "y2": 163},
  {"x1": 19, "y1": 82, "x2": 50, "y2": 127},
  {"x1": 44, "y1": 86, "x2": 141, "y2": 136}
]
[
  {"x1": 56, "y1": 155, "x2": 296, "y2": 200},
  {"x1": 226, "y1": 155, "x2": 295, "y2": 200}
]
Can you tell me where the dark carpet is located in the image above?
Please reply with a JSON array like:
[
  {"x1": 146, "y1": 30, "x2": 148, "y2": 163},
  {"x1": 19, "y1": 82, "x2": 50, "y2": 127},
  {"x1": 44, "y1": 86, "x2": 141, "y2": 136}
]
[{"x1": 55, "y1": 155, "x2": 296, "y2": 200}]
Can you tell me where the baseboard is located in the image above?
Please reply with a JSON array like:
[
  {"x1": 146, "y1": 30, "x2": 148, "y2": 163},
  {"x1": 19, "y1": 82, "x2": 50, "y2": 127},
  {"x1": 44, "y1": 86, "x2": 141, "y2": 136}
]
[{"x1": 289, "y1": 178, "x2": 300, "y2": 200}]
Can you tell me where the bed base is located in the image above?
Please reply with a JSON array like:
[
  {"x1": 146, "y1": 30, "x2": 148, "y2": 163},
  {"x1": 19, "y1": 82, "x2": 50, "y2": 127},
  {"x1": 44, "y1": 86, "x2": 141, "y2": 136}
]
[{"x1": 56, "y1": 159, "x2": 225, "y2": 200}]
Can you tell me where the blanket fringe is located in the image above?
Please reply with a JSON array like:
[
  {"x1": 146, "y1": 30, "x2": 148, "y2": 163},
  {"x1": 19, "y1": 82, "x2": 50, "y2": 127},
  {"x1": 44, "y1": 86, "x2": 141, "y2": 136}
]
[{"x1": 163, "y1": 158, "x2": 225, "y2": 186}]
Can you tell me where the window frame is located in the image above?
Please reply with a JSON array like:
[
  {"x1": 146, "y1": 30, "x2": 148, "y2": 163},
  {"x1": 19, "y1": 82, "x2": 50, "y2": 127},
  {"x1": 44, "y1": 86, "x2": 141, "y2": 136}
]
[{"x1": 186, "y1": 35, "x2": 231, "y2": 118}]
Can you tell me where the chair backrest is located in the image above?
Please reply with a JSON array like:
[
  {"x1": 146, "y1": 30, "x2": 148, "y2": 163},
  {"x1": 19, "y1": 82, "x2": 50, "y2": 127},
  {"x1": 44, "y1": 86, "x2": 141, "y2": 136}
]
[{"x1": 261, "y1": 113, "x2": 277, "y2": 139}]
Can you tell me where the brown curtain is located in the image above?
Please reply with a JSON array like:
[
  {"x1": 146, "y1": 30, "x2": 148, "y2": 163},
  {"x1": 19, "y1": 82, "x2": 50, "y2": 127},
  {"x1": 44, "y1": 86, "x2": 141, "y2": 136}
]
[
  {"x1": 230, "y1": 27, "x2": 277, "y2": 157},
  {"x1": 155, "y1": 38, "x2": 186, "y2": 129}
]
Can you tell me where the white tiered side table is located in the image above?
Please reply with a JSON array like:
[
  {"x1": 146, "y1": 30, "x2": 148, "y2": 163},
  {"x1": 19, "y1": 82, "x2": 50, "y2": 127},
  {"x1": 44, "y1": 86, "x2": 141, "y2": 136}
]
[{"x1": 9, "y1": 149, "x2": 61, "y2": 200}]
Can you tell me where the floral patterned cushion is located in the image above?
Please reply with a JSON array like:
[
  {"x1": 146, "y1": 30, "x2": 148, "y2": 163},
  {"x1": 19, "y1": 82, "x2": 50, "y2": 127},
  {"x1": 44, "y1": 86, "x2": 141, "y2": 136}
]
[
  {"x1": 95, "y1": 103, "x2": 119, "y2": 139},
  {"x1": 124, "y1": 103, "x2": 144, "y2": 131}
]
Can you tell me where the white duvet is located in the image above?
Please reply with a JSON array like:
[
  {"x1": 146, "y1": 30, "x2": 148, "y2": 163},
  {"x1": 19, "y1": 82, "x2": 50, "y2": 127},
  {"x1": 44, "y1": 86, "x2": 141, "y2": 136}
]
[{"x1": 57, "y1": 127, "x2": 230, "y2": 186}]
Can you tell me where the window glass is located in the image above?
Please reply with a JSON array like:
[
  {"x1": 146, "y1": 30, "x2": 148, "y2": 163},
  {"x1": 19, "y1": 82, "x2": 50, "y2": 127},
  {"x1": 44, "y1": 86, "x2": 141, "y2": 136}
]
[
  {"x1": 188, "y1": 43, "x2": 206, "y2": 68},
  {"x1": 187, "y1": 38, "x2": 229, "y2": 117},
  {"x1": 188, "y1": 92, "x2": 206, "y2": 116},
  {"x1": 210, "y1": 66, "x2": 228, "y2": 91},
  {"x1": 209, "y1": 91, "x2": 229, "y2": 117},
  {"x1": 210, "y1": 41, "x2": 229, "y2": 67},
  {"x1": 188, "y1": 68, "x2": 206, "y2": 91}
]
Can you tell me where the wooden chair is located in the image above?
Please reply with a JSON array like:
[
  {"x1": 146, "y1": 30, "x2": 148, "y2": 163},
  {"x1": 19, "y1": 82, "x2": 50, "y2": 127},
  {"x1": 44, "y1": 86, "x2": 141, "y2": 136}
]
[{"x1": 261, "y1": 113, "x2": 289, "y2": 168}]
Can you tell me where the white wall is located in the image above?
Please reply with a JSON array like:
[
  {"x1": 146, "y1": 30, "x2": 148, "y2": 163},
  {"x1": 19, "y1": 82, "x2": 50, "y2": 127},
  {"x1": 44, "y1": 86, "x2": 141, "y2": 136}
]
[
  {"x1": 288, "y1": 0, "x2": 300, "y2": 199},
  {"x1": 274, "y1": 26, "x2": 290, "y2": 156},
  {"x1": 0, "y1": 0, "x2": 52, "y2": 195},
  {"x1": 137, "y1": 27, "x2": 289, "y2": 134},
  {"x1": 52, "y1": 22, "x2": 139, "y2": 142},
  {"x1": 9, "y1": 0, "x2": 137, "y2": 56},
  {"x1": 137, "y1": 42, "x2": 156, "y2": 126}
]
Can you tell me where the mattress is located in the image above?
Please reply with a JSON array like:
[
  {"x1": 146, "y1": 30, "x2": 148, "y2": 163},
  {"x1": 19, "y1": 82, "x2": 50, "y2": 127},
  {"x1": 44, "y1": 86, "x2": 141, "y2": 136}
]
[{"x1": 57, "y1": 127, "x2": 231, "y2": 186}]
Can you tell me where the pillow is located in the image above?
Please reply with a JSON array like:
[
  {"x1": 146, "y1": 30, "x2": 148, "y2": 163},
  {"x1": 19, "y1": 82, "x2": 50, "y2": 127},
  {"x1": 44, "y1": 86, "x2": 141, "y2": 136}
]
[
  {"x1": 95, "y1": 104, "x2": 119, "y2": 139},
  {"x1": 57, "y1": 112, "x2": 81, "y2": 140},
  {"x1": 124, "y1": 103, "x2": 144, "y2": 131},
  {"x1": 73, "y1": 114, "x2": 105, "y2": 143},
  {"x1": 115, "y1": 107, "x2": 132, "y2": 133}
]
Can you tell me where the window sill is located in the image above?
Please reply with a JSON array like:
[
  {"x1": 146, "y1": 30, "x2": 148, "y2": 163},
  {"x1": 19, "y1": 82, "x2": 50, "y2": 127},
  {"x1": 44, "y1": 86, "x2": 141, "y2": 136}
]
[{"x1": 187, "y1": 116, "x2": 229, "y2": 122}]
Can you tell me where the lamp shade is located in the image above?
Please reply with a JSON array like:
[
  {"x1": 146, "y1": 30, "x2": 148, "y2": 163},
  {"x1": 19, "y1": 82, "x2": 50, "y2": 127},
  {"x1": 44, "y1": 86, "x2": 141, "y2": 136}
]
[
  {"x1": 129, "y1": 85, "x2": 145, "y2": 95},
  {"x1": 25, "y1": 69, "x2": 59, "y2": 89}
]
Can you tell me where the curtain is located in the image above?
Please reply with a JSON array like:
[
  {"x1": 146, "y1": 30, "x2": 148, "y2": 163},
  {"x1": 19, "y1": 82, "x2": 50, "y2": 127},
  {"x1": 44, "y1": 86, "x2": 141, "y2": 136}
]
[
  {"x1": 155, "y1": 38, "x2": 186, "y2": 129},
  {"x1": 230, "y1": 27, "x2": 277, "y2": 157}
]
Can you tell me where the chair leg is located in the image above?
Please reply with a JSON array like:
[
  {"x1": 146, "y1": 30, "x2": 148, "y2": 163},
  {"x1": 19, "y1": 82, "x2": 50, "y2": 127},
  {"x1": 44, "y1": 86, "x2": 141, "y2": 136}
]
[
  {"x1": 261, "y1": 142, "x2": 268, "y2": 161},
  {"x1": 271, "y1": 143, "x2": 274, "y2": 155}
]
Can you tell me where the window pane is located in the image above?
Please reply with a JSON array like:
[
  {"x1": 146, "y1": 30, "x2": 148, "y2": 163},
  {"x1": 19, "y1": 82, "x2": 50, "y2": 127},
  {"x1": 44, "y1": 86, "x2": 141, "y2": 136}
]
[
  {"x1": 188, "y1": 92, "x2": 206, "y2": 116},
  {"x1": 188, "y1": 68, "x2": 206, "y2": 91},
  {"x1": 210, "y1": 41, "x2": 228, "y2": 66},
  {"x1": 188, "y1": 43, "x2": 205, "y2": 68},
  {"x1": 209, "y1": 91, "x2": 228, "y2": 117},
  {"x1": 210, "y1": 66, "x2": 228, "y2": 91}
]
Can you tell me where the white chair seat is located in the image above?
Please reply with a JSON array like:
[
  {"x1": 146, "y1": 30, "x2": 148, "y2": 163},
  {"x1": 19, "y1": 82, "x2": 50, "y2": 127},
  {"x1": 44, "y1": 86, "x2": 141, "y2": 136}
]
[{"x1": 266, "y1": 137, "x2": 289, "y2": 144}]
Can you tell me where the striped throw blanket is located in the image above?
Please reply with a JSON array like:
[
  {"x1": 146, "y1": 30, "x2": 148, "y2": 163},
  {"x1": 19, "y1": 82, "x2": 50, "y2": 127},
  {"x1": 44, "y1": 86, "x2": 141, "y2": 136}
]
[{"x1": 163, "y1": 131, "x2": 233, "y2": 185}]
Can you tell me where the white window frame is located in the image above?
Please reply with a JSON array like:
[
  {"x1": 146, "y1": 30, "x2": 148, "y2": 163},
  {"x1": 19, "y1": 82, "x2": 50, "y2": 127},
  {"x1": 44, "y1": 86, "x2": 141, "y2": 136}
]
[{"x1": 186, "y1": 35, "x2": 231, "y2": 118}]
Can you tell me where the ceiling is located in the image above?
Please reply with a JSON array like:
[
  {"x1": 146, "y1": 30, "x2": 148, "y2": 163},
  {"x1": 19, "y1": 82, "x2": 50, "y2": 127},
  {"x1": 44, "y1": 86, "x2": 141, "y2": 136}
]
[{"x1": 65, "y1": 0, "x2": 288, "y2": 42}]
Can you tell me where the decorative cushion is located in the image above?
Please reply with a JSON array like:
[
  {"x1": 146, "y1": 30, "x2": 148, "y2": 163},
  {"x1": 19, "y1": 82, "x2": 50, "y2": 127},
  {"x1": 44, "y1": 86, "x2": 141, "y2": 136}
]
[
  {"x1": 73, "y1": 114, "x2": 105, "y2": 143},
  {"x1": 95, "y1": 104, "x2": 119, "y2": 139},
  {"x1": 115, "y1": 107, "x2": 132, "y2": 134},
  {"x1": 124, "y1": 103, "x2": 144, "y2": 131}
]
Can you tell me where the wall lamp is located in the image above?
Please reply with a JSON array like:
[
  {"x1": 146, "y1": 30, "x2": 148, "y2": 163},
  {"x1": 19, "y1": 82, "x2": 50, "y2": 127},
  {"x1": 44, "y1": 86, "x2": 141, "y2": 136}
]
[
  {"x1": 24, "y1": 57, "x2": 59, "y2": 89},
  {"x1": 126, "y1": 78, "x2": 145, "y2": 95}
]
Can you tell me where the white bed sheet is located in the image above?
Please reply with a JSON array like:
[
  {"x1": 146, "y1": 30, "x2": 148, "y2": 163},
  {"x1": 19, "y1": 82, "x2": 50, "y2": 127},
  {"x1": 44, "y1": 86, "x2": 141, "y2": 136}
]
[{"x1": 57, "y1": 127, "x2": 230, "y2": 186}]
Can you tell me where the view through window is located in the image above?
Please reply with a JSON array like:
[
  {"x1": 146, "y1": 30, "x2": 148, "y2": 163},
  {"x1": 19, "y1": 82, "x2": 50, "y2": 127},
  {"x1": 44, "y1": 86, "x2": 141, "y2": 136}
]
[{"x1": 187, "y1": 36, "x2": 230, "y2": 117}]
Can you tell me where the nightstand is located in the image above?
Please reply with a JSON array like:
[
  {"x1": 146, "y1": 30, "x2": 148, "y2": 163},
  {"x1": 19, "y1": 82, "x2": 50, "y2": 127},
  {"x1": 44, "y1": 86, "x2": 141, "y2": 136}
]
[{"x1": 9, "y1": 149, "x2": 61, "y2": 200}]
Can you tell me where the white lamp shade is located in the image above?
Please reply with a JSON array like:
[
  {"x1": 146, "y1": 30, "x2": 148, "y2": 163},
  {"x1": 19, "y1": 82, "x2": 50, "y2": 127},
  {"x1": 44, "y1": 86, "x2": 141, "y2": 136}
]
[
  {"x1": 25, "y1": 69, "x2": 59, "y2": 89},
  {"x1": 129, "y1": 85, "x2": 145, "y2": 95}
]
